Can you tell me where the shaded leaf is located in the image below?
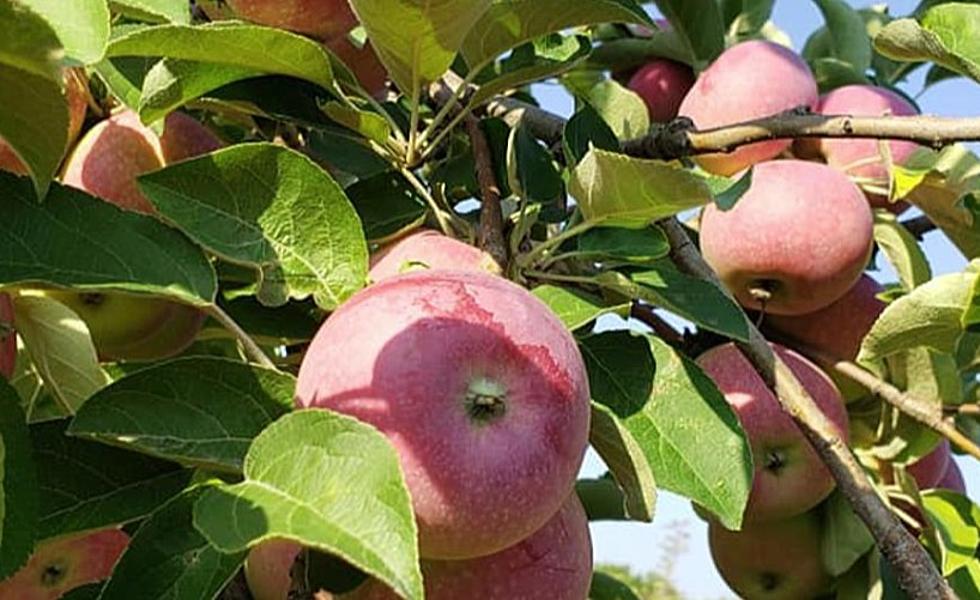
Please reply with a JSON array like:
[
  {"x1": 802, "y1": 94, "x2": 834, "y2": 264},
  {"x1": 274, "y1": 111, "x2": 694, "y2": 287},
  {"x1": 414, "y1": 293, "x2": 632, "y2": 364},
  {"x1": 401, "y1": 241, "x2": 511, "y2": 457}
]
[
  {"x1": 813, "y1": 0, "x2": 873, "y2": 73},
  {"x1": 654, "y1": 0, "x2": 726, "y2": 66},
  {"x1": 821, "y1": 490, "x2": 874, "y2": 576},
  {"x1": 0, "y1": 380, "x2": 38, "y2": 579},
  {"x1": 589, "y1": 403, "x2": 657, "y2": 522}
]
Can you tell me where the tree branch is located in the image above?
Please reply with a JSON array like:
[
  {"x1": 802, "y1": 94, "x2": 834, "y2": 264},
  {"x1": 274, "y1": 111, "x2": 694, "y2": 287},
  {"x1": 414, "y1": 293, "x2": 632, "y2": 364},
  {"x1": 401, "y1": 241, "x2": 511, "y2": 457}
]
[
  {"x1": 946, "y1": 403, "x2": 980, "y2": 416},
  {"x1": 630, "y1": 302, "x2": 685, "y2": 347},
  {"x1": 902, "y1": 215, "x2": 939, "y2": 240},
  {"x1": 464, "y1": 117, "x2": 509, "y2": 269}
]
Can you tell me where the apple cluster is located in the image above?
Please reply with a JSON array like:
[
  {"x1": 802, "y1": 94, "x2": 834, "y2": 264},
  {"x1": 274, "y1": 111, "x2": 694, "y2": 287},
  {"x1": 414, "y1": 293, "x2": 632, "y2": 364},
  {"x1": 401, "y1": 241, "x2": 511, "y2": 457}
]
[{"x1": 628, "y1": 37, "x2": 968, "y2": 598}]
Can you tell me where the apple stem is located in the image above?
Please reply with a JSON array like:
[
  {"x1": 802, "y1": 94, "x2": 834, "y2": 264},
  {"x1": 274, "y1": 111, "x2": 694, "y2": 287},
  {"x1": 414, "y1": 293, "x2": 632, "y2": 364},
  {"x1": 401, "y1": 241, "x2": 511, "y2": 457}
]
[
  {"x1": 204, "y1": 304, "x2": 275, "y2": 369},
  {"x1": 464, "y1": 378, "x2": 508, "y2": 423}
]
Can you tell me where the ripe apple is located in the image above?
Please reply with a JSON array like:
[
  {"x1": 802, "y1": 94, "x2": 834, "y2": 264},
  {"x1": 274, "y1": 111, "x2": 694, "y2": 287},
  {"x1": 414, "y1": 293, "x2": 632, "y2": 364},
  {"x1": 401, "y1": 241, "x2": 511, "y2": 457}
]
[
  {"x1": 0, "y1": 69, "x2": 88, "y2": 175},
  {"x1": 368, "y1": 229, "x2": 500, "y2": 282},
  {"x1": 627, "y1": 59, "x2": 695, "y2": 123},
  {"x1": 245, "y1": 539, "x2": 303, "y2": 600},
  {"x1": 224, "y1": 0, "x2": 358, "y2": 41},
  {"x1": 697, "y1": 342, "x2": 849, "y2": 523},
  {"x1": 0, "y1": 528, "x2": 129, "y2": 600},
  {"x1": 296, "y1": 270, "x2": 591, "y2": 559},
  {"x1": 813, "y1": 85, "x2": 919, "y2": 213},
  {"x1": 346, "y1": 494, "x2": 593, "y2": 599},
  {"x1": 36, "y1": 290, "x2": 205, "y2": 362},
  {"x1": 709, "y1": 511, "x2": 831, "y2": 600},
  {"x1": 0, "y1": 292, "x2": 15, "y2": 380},
  {"x1": 699, "y1": 160, "x2": 873, "y2": 315},
  {"x1": 907, "y1": 439, "x2": 952, "y2": 490},
  {"x1": 325, "y1": 37, "x2": 388, "y2": 98},
  {"x1": 936, "y1": 459, "x2": 967, "y2": 495},
  {"x1": 678, "y1": 40, "x2": 818, "y2": 176}
]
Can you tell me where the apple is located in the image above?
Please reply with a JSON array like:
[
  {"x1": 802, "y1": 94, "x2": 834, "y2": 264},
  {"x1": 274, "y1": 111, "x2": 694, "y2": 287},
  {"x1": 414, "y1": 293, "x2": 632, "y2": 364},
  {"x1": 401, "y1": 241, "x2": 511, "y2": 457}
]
[
  {"x1": 678, "y1": 40, "x2": 818, "y2": 176},
  {"x1": 245, "y1": 539, "x2": 303, "y2": 600},
  {"x1": 0, "y1": 528, "x2": 129, "y2": 600},
  {"x1": 813, "y1": 85, "x2": 919, "y2": 213},
  {"x1": 936, "y1": 459, "x2": 967, "y2": 495},
  {"x1": 699, "y1": 160, "x2": 873, "y2": 315},
  {"x1": 907, "y1": 440, "x2": 952, "y2": 490},
  {"x1": 62, "y1": 109, "x2": 222, "y2": 215},
  {"x1": 345, "y1": 494, "x2": 592, "y2": 599},
  {"x1": 0, "y1": 69, "x2": 88, "y2": 175},
  {"x1": 296, "y1": 270, "x2": 591, "y2": 559},
  {"x1": 368, "y1": 229, "x2": 500, "y2": 282},
  {"x1": 325, "y1": 37, "x2": 388, "y2": 98},
  {"x1": 709, "y1": 511, "x2": 831, "y2": 600},
  {"x1": 697, "y1": 342, "x2": 849, "y2": 523},
  {"x1": 627, "y1": 59, "x2": 696, "y2": 123},
  {"x1": 0, "y1": 292, "x2": 15, "y2": 380},
  {"x1": 224, "y1": 0, "x2": 357, "y2": 41}
]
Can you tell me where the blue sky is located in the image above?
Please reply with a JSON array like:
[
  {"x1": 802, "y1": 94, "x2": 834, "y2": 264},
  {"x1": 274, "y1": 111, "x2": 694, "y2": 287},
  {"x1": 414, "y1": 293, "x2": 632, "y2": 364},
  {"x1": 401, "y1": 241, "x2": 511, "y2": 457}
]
[{"x1": 532, "y1": 1, "x2": 979, "y2": 597}]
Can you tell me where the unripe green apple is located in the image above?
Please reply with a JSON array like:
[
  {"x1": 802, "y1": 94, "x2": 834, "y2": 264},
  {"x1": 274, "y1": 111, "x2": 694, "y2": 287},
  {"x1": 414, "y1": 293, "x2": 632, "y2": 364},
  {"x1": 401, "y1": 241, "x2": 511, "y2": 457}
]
[
  {"x1": 697, "y1": 342, "x2": 849, "y2": 523},
  {"x1": 700, "y1": 160, "x2": 873, "y2": 315},
  {"x1": 0, "y1": 292, "x2": 15, "y2": 380},
  {"x1": 0, "y1": 528, "x2": 129, "y2": 599},
  {"x1": 678, "y1": 41, "x2": 818, "y2": 176},
  {"x1": 709, "y1": 511, "x2": 831, "y2": 600},
  {"x1": 296, "y1": 270, "x2": 590, "y2": 559},
  {"x1": 627, "y1": 59, "x2": 695, "y2": 123},
  {"x1": 224, "y1": 0, "x2": 357, "y2": 41},
  {"x1": 368, "y1": 229, "x2": 500, "y2": 282}
]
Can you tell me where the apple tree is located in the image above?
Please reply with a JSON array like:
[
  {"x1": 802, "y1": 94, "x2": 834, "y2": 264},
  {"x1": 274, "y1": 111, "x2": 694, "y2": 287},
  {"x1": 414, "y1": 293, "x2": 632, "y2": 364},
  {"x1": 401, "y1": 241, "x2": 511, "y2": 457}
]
[{"x1": 0, "y1": 0, "x2": 978, "y2": 598}]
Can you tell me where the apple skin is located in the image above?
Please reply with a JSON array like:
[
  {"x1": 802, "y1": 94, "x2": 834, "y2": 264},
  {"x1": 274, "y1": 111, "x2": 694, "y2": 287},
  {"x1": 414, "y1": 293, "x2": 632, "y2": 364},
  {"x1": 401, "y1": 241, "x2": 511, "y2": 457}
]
[
  {"x1": 224, "y1": 0, "x2": 357, "y2": 41},
  {"x1": 697, "y1": 342, "x2": 849, "y2": 523},
  {"x1": 296, "y1": 270, "x2": 591, "y2": 559},
  {"x1": 0, "y1": 293, "x2": 15, "y2": 380},
  {"x1": 627, "y1": 59, "x2": 695, "y2": 123},
  {"x1": 368, "y1": 229, "x2": 500, "y2": 282},
  {"x1": 814, "y1": 85, "x2": 919, "y2": 213},
  {"x1": 0, "y1": 528, "x2": 129, "y2": 600},
  {"x1": 0, "y1": 69, "x2": 88, "y2": 175},
  {"x1": 38, "y1": 291, "x2": 205, "y2": 362},
  {"x1": 678, "y1": 41, "x2": 818, "y2": 176},
  {"x1": 709, "y1": 511, "x2": 832, "y2": 600},
  {"x1": 936, "y1": 460, "x2": 967, "y2": 495},
  {"x1": 700, "y1": 160, "x2": 873, "y2": 315},
  {"x1": 907, "y1": 440, "x2": 952, "y2": 490},
  {"x1": 245, "y1": 539, "x2": 303, "y2": 600},
  {"x1": 325, "y1": 37, "x2": 388, "y2": 98},
  {"x1": 345, "y1": 494, "x2": 593, "y2": 600}
]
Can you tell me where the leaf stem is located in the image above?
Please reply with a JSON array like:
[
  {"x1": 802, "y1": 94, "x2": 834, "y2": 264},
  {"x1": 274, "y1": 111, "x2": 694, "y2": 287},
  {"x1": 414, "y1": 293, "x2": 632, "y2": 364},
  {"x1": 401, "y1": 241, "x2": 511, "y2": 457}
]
[
  {"x1": 204, "y1": 304, "x2": 275, "y2": 369},
  {"x1": 399, "y1": 167, "x2": 463, "y2": 236},
  {"x1": 516, "y1": 221, "x2": 595, "y2": 269}
]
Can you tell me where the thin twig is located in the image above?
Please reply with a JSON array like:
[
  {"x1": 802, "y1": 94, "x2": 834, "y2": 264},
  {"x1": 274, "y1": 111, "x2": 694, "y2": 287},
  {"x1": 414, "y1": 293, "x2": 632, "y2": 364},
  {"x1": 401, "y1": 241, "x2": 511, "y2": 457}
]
[
  {"x1": 630, "y1": 302, "x2": 685, "y2": 347},
  {"x1": 946, "y1": 403, "x2": 980, "y2": 416},
  {"x1": 465, "y1": 117, "x2": 509, "y2": 269},
  {"x1": 902, "y1": 215, "x2": 939, "y2": 240},
  {"x1": 204, "y1": 304, "x2": 275, "y2": 369}
]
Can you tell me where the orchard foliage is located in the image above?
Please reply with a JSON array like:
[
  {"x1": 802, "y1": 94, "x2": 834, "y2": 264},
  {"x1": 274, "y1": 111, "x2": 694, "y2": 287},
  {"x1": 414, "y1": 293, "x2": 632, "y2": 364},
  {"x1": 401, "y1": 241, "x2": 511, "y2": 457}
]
[{"x1": 0, "y1": 0, "x2": 978, "y2": 599}]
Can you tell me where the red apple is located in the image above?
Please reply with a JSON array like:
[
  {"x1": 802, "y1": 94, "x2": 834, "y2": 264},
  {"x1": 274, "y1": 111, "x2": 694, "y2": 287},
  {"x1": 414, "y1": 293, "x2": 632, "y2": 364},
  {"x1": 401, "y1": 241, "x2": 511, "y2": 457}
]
[
  {"x1": 908, "y1": 440, "x2": 952, "y2": 490},
  {"x1": 224, "y1": 0, "x2": 357, "y2": 41},
  {"x1": 936, "y1": 459, "x2": 967, "y2": 495},
  {"x1": 700, "y1": 160, "x2": 873, "y2": 315},
  {"x1": 346, "y1": 494, "x2": 593, "y2": 599},
  {"x1": 325, "y1": 37, "x2": 388, "y2": 98},
  {"x1": 296, "y1": 270, "x2": 590, "y2": 559},
  {"x1": 245, "y1": 539, "x2": 302, "y2": 600},
  {"x1": 627, "y1": 59, "x2": 695, "y2": 123},
  {"x1": 0, "y1": 293, "x2": 15, "y2": 380},
  {"x1": 0, "y1": 529, "x2": 129, "y2": 600},
  {"x1": 368, "y1": 229, "x2": 500, "y2": 282},
  {"x1": 697, "y1": 342, "x2": 849, "y2": 523},
  {"x1": 814, "y1": 85, "x2": 919, "y2": 213},
  {"x1": 678, "y1": 41, "x2": 818, "y2": 176},
  {"x1": 709, "y1": 511, "x2": 832, "y2": 600}
]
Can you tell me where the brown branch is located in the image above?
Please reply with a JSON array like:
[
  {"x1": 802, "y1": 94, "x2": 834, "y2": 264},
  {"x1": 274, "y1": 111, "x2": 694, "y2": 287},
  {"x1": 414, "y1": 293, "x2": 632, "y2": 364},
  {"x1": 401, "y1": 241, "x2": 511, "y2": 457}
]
[
  {"x1": 902, "y1": 215, "x2": 939, "y2": 240},
  {"x1": 804, "y1": 348, "x2": 980, "y2": 461},
  {"x1": 945, "y1": 403, "x2": 980, "y2": 416},
  {"x1": 630, "y1": 302, "x2": 685, "y2": 347},
  {"x1": 464, "y1": 117, "x2": 509, "y2": 269}
]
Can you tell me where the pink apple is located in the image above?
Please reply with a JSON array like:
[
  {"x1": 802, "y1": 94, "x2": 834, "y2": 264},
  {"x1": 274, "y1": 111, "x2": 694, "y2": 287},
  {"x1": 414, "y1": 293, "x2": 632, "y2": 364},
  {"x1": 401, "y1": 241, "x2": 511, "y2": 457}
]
[
  {"x1": 368, "y1": 229, "x2": 500, "y2": 282},
  {"x1": 224, "y1": 0, "x2": 357, "y2": 41},
  {"x1": 678, "y1": 41, "x2": 818, "y2": 176},
  {"x1": 709, "y1": 511, "x2": 832, "y2": 599},
  {"x1": 325, "y1": 37, "x2": 388, "y2": 98},
  {"x1": 0, "y1": 529, "x2": 129, "y2": 599},
  {"x1": 627, "y1": 59, "x2": 695, "y2": 123},
  {"x1": 936, "y1": 460, "x2": 967, "y2": 495},
  {"x1": 700, "y1": 160, "x2": 873, "y2": 315},
  {"x1": 296, "y1": 270, "x2": 590, "y2": 559},
  {"x1": 245, "y1": 539, "x2": 302, "y2": 600},
  {"x1": 346, "y1": 494, "x2": 593, "y2": 599},
  {"x1": 697, "y1": 342, "x2": 849, "y2": 523},
  {"x1": 908, "y1": 440, "x2": 952, "y2": 490},
  {"x1": 0, "y1": 293, "x2": 15, "y2": 380}
]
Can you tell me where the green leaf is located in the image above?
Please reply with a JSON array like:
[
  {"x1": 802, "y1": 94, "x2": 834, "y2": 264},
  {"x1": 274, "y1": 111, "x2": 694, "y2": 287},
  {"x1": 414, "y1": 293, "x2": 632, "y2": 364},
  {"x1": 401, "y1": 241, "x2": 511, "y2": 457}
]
[
  {"x1": 874, "y1": 211, "x2": 932, "y2": 292},
  {"x1": 460, "y1": 0, "x2": 652, "y2": 69},
  {"x1": 349, "y1": 0, "x2": 491, "y2": 95},
  {"x1": 346, "y1": 172, "x2": 426, "y2": 243},
  {"x1": 532, "y1": 285, "x2": 628, "y2": 332},
  {"x1": 99, "y1": 487, "x2": 244, "y2": 600},
  {"x1": 137, "y1": 143, "x2": 368, "y2": 311},
  {"x1": 0, "y1": 380, "x2": 38, "y2": 579},
  {"x1": 580, "y1": 332, "x2": 752, "y2": 530},
  {"x1": 711, "y1": 168, "x2": 753, "y2": 211},
  {"x1": 721, "y1": 0, "x2": 776, "y2": 38},
  {"x1": 589, "y1": 570, "x2": 643, "y2": 600},
  {"x1": 585, "y1": 80, "x2": 650, "y2": 141},
  {"x1": 12, "y1": 295, "x2": 109, "y2": 415},
  {"x1": 193, "y1": 410, "x2": 422, "y2": 600},
  {"x1": 576, "y1": 476, "x2": 634, "y2": 521},
  {"x1": 19, "y1": 0, "x2": 110, "y2": 65},
  {"x1": 109, "y1": 0, "x2": 191, "y2": 24},
  {"x1": 812, "y1": 0, "x2": 873, "y2": 73},
  {"x1": 32, "y1": 419, "x2": 192, "y2": 540},
  {"x1": 93, "y1": 56, "x2": 155, "y2": 111},
  {"x1": 922, "y1": 489, "x2": 980, "y2": 575},
  {"x1": 875, "y1": 4, "x2": 980, "y2": 83},
  {"x1": 589, "y1": 403, "x2": 657, "y2": 522},
  {"x1": 69, "y1": 358, "x2": 295, "y2": 473},
  {"x1": 0, "y1": 0, "x2": 63, "y2": 80},
  {"x1": 107, "y1": 22, "x2": 335, "y2": 96},
  {"x1": 821, "y1": 491, "x2": 874, "y2": 577},
  {"x1": 569, "y1": 148, "x2": 713, "y2": 228},
  {"x1": 654, "y1": 0, "x2": 726, "y2": 66},
  {"x1": 858, "y1": 268, "x2": 978, "y2": 362},
  {"x1": 563, "y1": 104, "x2": 620, "y2": 166},
  {"x1": 322, "y1": 102, "x2": 391, "y2": 145},
  {"x1": 139, "y1": 58, "x2": 262, "y2": 124},
  {"x1": 578, "y1": 226, "x2": 670, "y2": 262},
  {"x1": 0, "y1": 173, "x2": 217, "y2": 306},
  {"x1": 949, "y1": 560, "x2": 980, "y2": 600},
  {"x1": 507, "y1": 124, "x2": 563, "y2": 205},
  {"x1": 0, "y1": 64, "x2": 69, "y2": 198}
]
